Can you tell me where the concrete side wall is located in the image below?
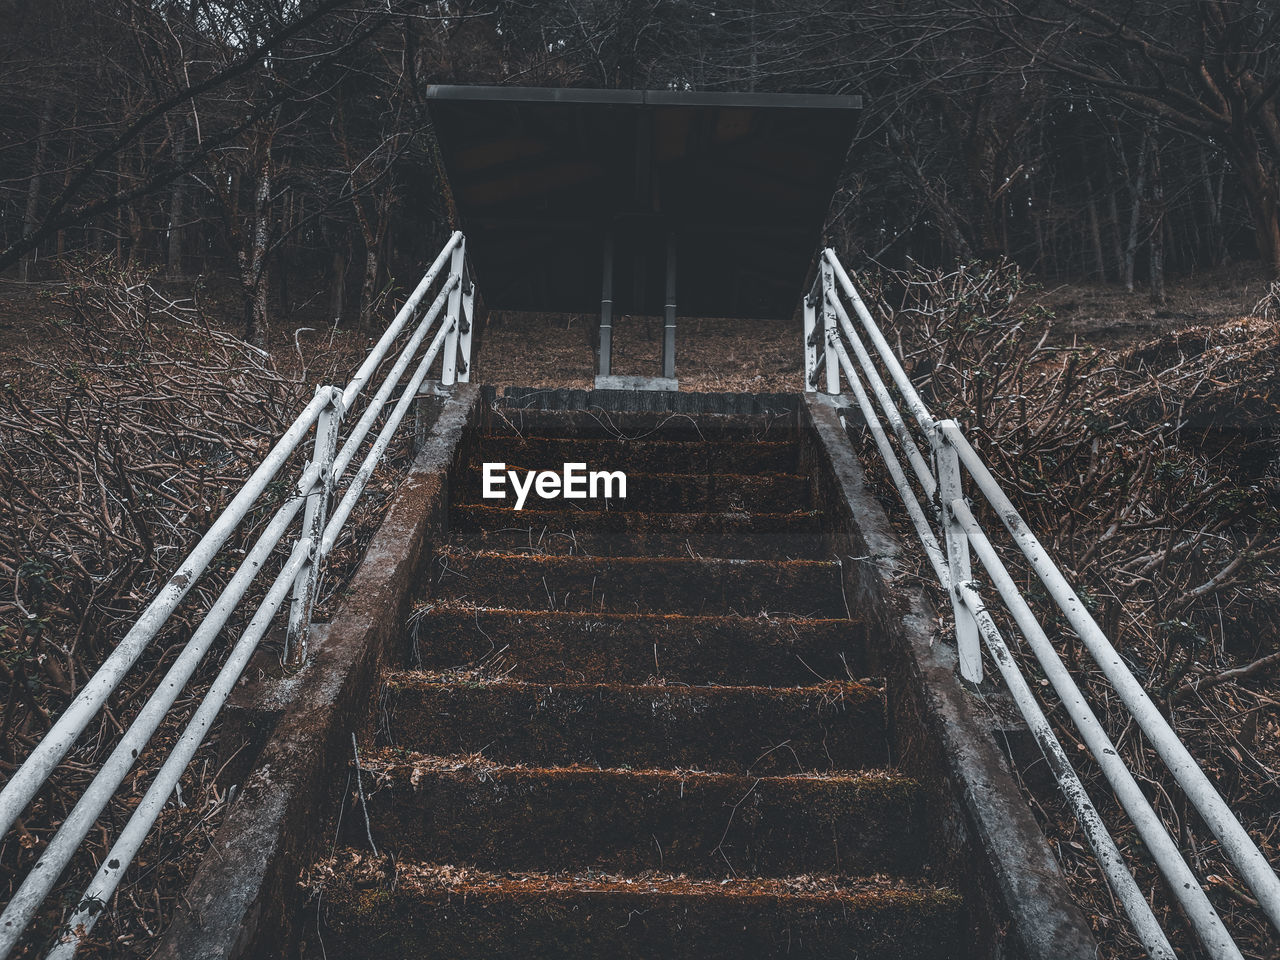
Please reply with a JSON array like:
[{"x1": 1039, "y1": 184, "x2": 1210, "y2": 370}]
[
  {"x1": 803, "y1": 395, "x2": 1097, "y2": 960},
  {"x1": 156, "y1": 385, "x2": 481, "y2": 960}
]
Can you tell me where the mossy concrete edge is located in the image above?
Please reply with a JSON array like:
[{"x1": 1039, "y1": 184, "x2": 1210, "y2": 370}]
[
  {"x1": 804, "y1": 393, "x2": 1097, "y2": 960},
  {"x1": 154, "y1": 383, "x2": 482, "y2": 960}
]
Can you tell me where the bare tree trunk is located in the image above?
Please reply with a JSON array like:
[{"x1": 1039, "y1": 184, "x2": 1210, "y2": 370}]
[
  {"x1": 330, "y1": 242, "x2": 347, "y2": 325},
  {"x1": 276, "y1": 188, "x2": 294, "y2": 319},
  {"x1": 240, "y1": 148, "x2": 273, "y2": 349},
  {"x1": 1150, "y1": 152, "x2": 1166, "y2": 306},
  {"x1": 277, "y1": 244, "x2": 292, "y2": 321},
  {"x1": 359, "y1": 245, "x2": 379, "y2": 325},
  {"x1": 1234, "y1": 139, "x2": 1280, "y2": 277},
  {"x1": 55, "y1": 158, "x2": 70, "y2": 258},
  {"x1": 1032, "y1": 200, "x2": 1045, "y2": 274},
  {"x1": 1086, "y1": 181, "x2": 1106, "y2": 280},
  {"x1": 1199, "y1": 147, "x2": 1225, "y2": 267},
  {"x1": 1124, "y1": 129, "x2": 1152, "y2": 293},
  {"x1": 1104, "y1": 165, "x2": 1125, "y2": 280},
  {"x1": 19, "y1": 97, "x2": 53, "y2": 283},
  {"x1": 167, "y1": 124, "x2": 187, "y2": 278},
  {"x1": 120, "y1": 149, "x2": 144, "y2": 265}
]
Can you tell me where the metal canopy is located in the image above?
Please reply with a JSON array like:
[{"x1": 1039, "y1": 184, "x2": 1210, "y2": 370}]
[{"x1": 425, "y1": 85, "x2": 861, "y2": 320}]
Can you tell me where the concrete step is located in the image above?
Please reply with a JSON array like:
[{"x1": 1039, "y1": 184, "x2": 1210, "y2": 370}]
[
  {"x1": 455, "y1": 468, "x2": 812, "y2": 514},
  {"x1": 472, "y1": 436, "x2": 801, "y2": 475},
  {"x1": 309, "y1": 853, "x2": 963, "y2": 959},
  {"x1": 348, "y1": 751, "x2": 927, "y2": 878},
  {"x1": 409, "y1": 606, "x2": 865, "y2": 683},
  {"x1": 484, "y1": 408, "x2": 799, "y2": 443},
  {"x1": 379, "y1": 676, "x2": 886, "y2": 773},
  {"x1": 429, "y1": 550, "x2": 846, "y2": 617},
  {"x1": 449, "y1": 506, "x2": 827, "y2": 558}
]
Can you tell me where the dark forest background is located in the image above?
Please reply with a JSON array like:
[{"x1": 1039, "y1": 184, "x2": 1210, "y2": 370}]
[
  {"x1": 2, "y1": 7, "x2": 1279, "y2": 958},
  {"x1": 2, "y1": 0, "x2": 1279, "y2": 346}
]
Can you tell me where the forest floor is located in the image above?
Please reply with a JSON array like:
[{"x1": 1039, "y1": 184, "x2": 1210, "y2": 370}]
[
  {"x1": 1032, "y1": 260, "x2": 1274, "y2": 346},
  {"x1": 0, "y1": 261, "x2": 1277, "y2": 959},
  {"x1": 2, "y1": 257, "x2": 1271, "y2": 393}
]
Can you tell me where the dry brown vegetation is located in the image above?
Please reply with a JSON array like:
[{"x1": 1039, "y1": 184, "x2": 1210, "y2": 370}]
[
  {"x1": 1, "y1": 255, "x2": 1277, "y2": 957},
  {"x1": 854, "y1": 260, "x2": 1279, "y2": 959},
  {"x1": 0, "y1": 261, "x2": 418, "y2": 956},
  {"x1": 479, "y1": 310, "x2": 804, "y2": 394}
]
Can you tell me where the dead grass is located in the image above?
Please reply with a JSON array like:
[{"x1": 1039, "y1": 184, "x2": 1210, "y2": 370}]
[
  {"x1": 856, "y1": 259, "x2": 1279, "y2": 959},
  {"x1": 0, "y1": 262, "x2": 428, "y2": 957},
  {"x1": 478, "y1": 310, "x2": 804, "y2": 393},
  {"x1": 1032, "y1": 260, "x2": 1274, "y2": 347}
]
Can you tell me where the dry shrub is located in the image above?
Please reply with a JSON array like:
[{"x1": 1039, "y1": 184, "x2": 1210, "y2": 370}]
[
  {"x1": 857, "y1": 260, "x2": 1279, "y2": 959},
  {"x1": 0, "y1": 260, "x2": 412, "y2": 956}
]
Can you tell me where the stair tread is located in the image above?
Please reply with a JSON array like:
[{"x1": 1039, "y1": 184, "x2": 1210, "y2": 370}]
[
  {"x1": 483, "y1": 408, "x2": 801, "y2": 442},
  {"x1": 377, "y1": 677, "x2": 886, "y2": 772},
  {"x1": 448, "y1": 506, "x2": 827, "y2": 558},
  {"x1": 316, "y1": 850, "x2": 957, "y2": 901},
  {"x1": 415, "y1": 602, "x2": 852, "y2": 623},
  {"x1": 385, "y1": 672, "x2": 878, "y2": 696},
  {"x1": 349, "y1": 749, "x2": 927, "y2": 876},
  {"x1": 435, "y1": 548, "x2": 838, "y2": 572},
  {"x1": 361, "y1": 749, "x2": 911, "y2": 785},
  {"x1": 430, "y1": 550, "x2": 846, "y2": 617},
  {"x1": 408, "y1": 605, "x2": 865, "y2": 684},
  {"x1": 308, "y1": 851, "x2": 962, "y2": 959}
]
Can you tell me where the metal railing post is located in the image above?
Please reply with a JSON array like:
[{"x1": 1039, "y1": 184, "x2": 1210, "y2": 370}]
[
  {"x1": 440, "y1": 238, "x2": 465, "y2": 385},
  {"x1": 456, "y1": 242, "x2": 475, "y2": 383},
  {"x1": 803, "y1": 275, "x2": 820, "y2": 391},
  {"x1": 820, "y1": 254, "x2": 840, "y2": 395},
  {"x1": 285, "y1": 386, "x2": 343, "y2": 665},
  {"x1": 934, "y1": 419, "x2": 982, "y2": 683}
]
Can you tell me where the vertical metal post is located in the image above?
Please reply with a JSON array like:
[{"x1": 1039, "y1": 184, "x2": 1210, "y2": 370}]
[
  {"x1": 440, "y1": 239, "x2": 464, "y2": 386},
  {"x1": 285, "y1": 386, "x2": 343, "y2": 666},
  {"x1": 935, "y1": 419, "x2": 982, "y2": 683},
  {"x1": 662, "y1": 232, "x2": 677, "y2": 380},
  {"x1": 599, "y1": 233, "x2": 614, "y2": 377},
  {"x1": 456, "y1": 237, "x2": 474, "y2": 383},
  {"x1": 820, "y1": 254, "x2": 840, "y2": 395},
  {"x1": 803, "y1": 274, "x2": 819, "y2": 391}
]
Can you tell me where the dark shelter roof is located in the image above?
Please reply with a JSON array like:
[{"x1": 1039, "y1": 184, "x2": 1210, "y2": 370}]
[{"x1": 425, "y1": 85, "x2": 861, "y2": 320}]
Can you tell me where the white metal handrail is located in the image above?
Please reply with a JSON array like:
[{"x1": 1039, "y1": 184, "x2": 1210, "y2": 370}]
[
  {"x1": 808, "y1": 247, "x2": 1280, "y2": 960},
  {"x1": 0, "y1": 231, "x2": 475, "y2": 959}
]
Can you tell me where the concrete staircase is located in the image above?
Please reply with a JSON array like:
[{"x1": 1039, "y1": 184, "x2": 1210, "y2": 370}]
[{"x1": 308, "y1": 407, "x2": 962, "y2": 959}]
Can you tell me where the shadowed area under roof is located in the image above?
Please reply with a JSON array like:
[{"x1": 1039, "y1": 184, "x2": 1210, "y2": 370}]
[{"x1": 425, "y1": 85, "x2": 861, "y2": 320}]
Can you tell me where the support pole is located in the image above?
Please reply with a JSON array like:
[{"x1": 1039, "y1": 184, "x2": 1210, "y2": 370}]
[
  {"x1": 662, "y1": 232, "x2": 677, "y2": 380},
  {"x1": 285, "y1": 386, "x2": 343, "y2": 665},
  {"x1": 456, "y1": 238, "x2": 474, "y2": 382},
  {"x1": 820, "y1": 256, "x2": 840, "y2": 395},
  {"x1": 440, "y1": 239, "x2": 464, "y2": 385},
  {"x1": 598, "y1": 233, "x2": 614, "y2": 377},
  {"x1": 934, "y1": 419, "x2": 982, "y2": 683},
  {"x1": 803, "y1": 275, "x2": 819, "y2": 391}
]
